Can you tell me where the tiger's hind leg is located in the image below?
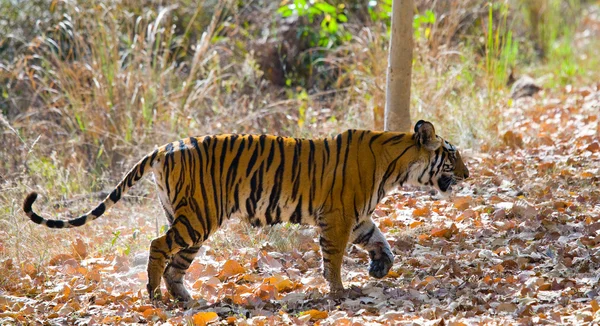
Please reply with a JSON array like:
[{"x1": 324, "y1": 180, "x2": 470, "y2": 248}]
[
  {"x1": 147, "y1": 215, "x2": 201, "y2": 301},
  {"x1": 163, "y1": 244, "x2": 201, "y2": 302},
  {"x1": 351, "y1": 218, "x2": 394, "y2": 279}
]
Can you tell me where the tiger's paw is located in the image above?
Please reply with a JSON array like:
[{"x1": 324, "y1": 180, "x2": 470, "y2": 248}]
[
  {"x1": 368, "y1": 247, "x2": 394, "y2": 279},
  {"x1": 165, "y1": 282, "x2": 192, "y2": 302},
  {"x1": 168, "y1": 289, "x2": 192, "y2": 302},
  {"x1": 147, "y1": 283, "x2": 163, "y2": 302},
  {"x1": 328, "y1": 285, "x2": 363, "y2": 300}
]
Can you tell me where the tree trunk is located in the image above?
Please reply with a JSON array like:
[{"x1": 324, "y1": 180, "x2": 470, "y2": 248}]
[{"x1": 384, "y1": 0, "x2": 414, "y2": 132}]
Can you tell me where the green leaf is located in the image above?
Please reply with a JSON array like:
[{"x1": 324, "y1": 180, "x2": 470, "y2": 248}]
[
  {"x1": 314, "y1": 2, "x2": 336, "y2": 14},
  {"x1": 294, "y1": 0, "x2": 307, "y2": 15},
  {"x1": 277, "y1": 5, "x2": 289, "y2": 14},
  {"x1": 337, "y1": 14, "x2": 347, "y2": 23},
  {"x1": 425, "y1": 10, "x2": 436, "y2": 23},
  {"x1": 278, "y1": 7, "x2": 294, "y2": 17},
  {"x1": 308, "y1": 7, "x2": 322, "y2": 17},
  {"x1": 328, "y1": 19, "x2": 338, "y2": 33}
]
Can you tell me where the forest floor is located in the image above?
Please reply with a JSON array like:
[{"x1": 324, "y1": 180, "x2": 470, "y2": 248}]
[{"x1": 0, "y1": 83, "x2": 599, "y2": 325}]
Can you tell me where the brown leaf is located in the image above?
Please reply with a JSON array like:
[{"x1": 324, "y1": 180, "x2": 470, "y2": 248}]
[
  {"x1": 265, "y1": 274, "x2": 298, "y2": 292},
  {"x1": 410, "y1": 221, "x2": 424, "y2": 228},
  {"x1": 258, "y1": 251, "x2": 283, "y2": 271},
  {"x1": 502, "y1": 131, "x2": 524, "y2": 148},
  {"x1": 217, "y1": 260, "x2": 245, "y2": 281},
  {"x1": 49, "y1": 254, "x2": 78, "y2": 267},
  {"x1": 412, "y1": 207, "x2": 431, "y2": 217},
  {"x1": 513, "y1": 199, "x2": 537, "y2": 219},
  {"x1": 300, "y1": 309, "x2": 328, "y2": 321},
  {"x1": 254, "y1": 283, "x2": 278, "y2": 301},
  {"x1": 453, "y1": 196, "x2": 472, "y2": 210},
  {"x1": 71, "y1": 238, "x2": 87, "y2": 259},
  {"x1": 496, "y1": 302, "x2": 517, "y2": 313},
  {"x1": 192, "y1": 311, "x2": 219, "y2": 326},
  {"x1": 585, "y1": 142, "x2": 600, "y2": 152},
  {"x1": 142, "y1": 308, "x2": 167, "y2": 321}
]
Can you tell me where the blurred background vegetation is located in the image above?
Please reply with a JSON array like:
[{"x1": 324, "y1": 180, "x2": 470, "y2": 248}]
[{"x1": 0, "y1": 0, "x2": 598, "y2": 197}]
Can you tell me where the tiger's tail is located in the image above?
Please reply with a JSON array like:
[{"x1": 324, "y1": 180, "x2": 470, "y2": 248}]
[{"x1": 23, "y1": 150, "x2": 158, "y2": 229}]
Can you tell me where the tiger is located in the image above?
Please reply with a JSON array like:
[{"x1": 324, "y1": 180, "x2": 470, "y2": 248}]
[{"x1": 23, "y1": 120, "x2": 469, "y2": 302}]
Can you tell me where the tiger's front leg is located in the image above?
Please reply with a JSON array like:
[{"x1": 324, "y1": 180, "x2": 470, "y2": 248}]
[
  {"x1": 318, "y1": 211, "x2": 352, "y2": 298},
  {"x1": 352, "y1": 218, "x2": 394, "y2": 278}
]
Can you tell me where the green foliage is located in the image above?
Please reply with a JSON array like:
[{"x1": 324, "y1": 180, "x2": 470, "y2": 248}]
[
  {"x1": 367, "y1": 2, "x2": 436, "y2": 43},
  {"x1": 518, "y1": 0, "x2": 582, "y2": 86},
  {"x1": 277, "y1": 0, "x2": 351, "y2": 47},
  {"x1": 28, "y1": 154, "x2": 83, "y2": 197},
  {"x1": 367, "y1": 0, "x2": 392, "y2": 23},
  {"x1": 413, "y1": 10, "x2": 436, "y2": 41},
  {"x1": 482, "y1": 2, "x2": 518, "y2": 106}
]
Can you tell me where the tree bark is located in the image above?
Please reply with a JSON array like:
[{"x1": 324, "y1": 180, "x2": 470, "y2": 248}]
[{"x1": 384, "y1": 0, "x2": 414, "y2": 132}]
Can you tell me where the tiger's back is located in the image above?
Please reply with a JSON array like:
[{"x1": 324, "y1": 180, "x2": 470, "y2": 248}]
[{"x1": 156, "y1": 130, "x2": 395, "y2": 231}]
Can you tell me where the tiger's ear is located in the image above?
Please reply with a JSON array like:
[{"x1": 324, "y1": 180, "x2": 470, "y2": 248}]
[{"x1": 414, "y1": 120, "x2": 441, "y2": 151}]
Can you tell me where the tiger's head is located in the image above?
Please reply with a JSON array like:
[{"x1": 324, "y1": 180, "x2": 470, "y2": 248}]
[{"x1": 411, "y1": 120, "x2": 469, "y2": 195}]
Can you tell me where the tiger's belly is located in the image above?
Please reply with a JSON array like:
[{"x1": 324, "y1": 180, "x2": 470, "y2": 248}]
[{"x1": 232, "y1": 195, "x2": 318, "y2": 227}]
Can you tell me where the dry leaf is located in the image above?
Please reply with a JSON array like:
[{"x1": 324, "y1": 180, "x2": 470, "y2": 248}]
[
  {"x1": 192, "y1": 311, "x2": 219, "y2": 326},
  {"x1": 300, "y1": 309, "x2": 328, "y2": 321},
  {"x1": 502, "y1": 130, "x2": 524, "y2": 148},
  {"x1": 453, "y1": 196, "x2": 472, "y2": 210},
  {"x1": 496, "y1": 302, "x2": 517, "y2": 313},
  {"x1": 217, "y1": 260, "x2": 245, "y2": 281},
  {"x1": 410, "y1": 221, "x2": 424, "y2": 228},
  {"x1": 265, "y1": 274, "x2": 296, "y2": 292},
  {"x1": 513, "y1": 199, "x2": 537, "y2": 219},
  {"x1": 591, "y1": 299, "x2": 599, "y2": 314},
  {"x1": 49, "y1": 254, "x2": 77, "y2": 266},
  {"x1": 412, "y1": 207, "x2": 431, "y2": 217},
  {"x1": 71, "y1": 238, "x2": 87, "y2": 259},
  {"x1": 142, "y1": 308, "x2": 167, "y2": 321}
]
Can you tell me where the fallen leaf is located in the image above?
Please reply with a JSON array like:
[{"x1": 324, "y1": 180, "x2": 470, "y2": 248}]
[
  {"x1": 410, "y1": 221, "x2": 424, "y2": 228},
  {"x1": 300, "y1": 309, "x2": 328, "y2": 321},
  {"x1": 217, "y1": 260, "x2": 245, "y2": 281},
  {"x1": 265, "y1": 274, "x2": 297, "y2": 292},
  {"x1": 142, "y1": 308, "x2": 166, "y2": 321},
  {"x1": 192, "y1": 311, "x2": 219, "y2": 326},
  {"x1": 49, "y1": 254, "x2": 77, "y2": 266},
  {"x1": 431, "y1": 228, "x2": 451, "y2": 238},
  {"x1": 453, "y1": 196, "x2": 473, "y2": 210},
  {"x1": 585, "y1": 142, "x2": 599, "y2": 152},
  {"x1": 496, "y1": 302, "x2": 517, "y2": 313},
  {"x1": 513, "y1": 199, "x2": 537, "y2": 219},
  {"x1": 412, "y1": 207, "x2": 431, "y2": 217},
  {"x1": 591, "y1": 299, "x2": 599, "y2": 314},
  {"x1": 71, "y1": 238, "x2": 87, "y2": 259}
]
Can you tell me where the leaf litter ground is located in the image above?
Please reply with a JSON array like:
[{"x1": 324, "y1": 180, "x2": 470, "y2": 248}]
[{"x1": 0, "y1": 85, "x2": 599, "y2": 325}]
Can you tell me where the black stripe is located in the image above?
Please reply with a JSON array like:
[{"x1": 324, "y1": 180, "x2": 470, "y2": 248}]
[
  {"x1": 136, "y1": 156, "x2": 148, "y2": 180},
  {"x1": 247, "y1": 135, "x2": 254, "y2": 148},
  {"x1": 173, "y1": 230, "x2": 189, "y2": 248},
  {"x1": 91, "y1": 203, "x2": 106, "y2": 216},
  {"x1": 178, "y1": 215, "x2": 199, "y2": 243},
  {"x1": 28, "y1": 212, "x2": 44, "y2": 224},
  {"x1": 229, "y1": 135, "x2": 238, "y2": 151},
  {"x1": 69, "y1": 216, "x2": 87, "y2": 227},
  {"x1": 246, "y1": 143, "x2": 260, "y2": 176},
  {"x1": 226, "y1": 138, "x2": 245, "y2": 191},
  {"x1": 382, "y1": 134, "x2": 405, "y2": 145},
  {"x1": 290, "y1": 197, "x2": 303, "y2": 224},
  {"x1": 109, "y1": 187, "x2": 121, "y2": 202},
  {"x1": 46, "y1": 219, "x2": 65, "y2": 228},
  {"x1": 353, "y1": 225, "x2": 375, "y2": 245}
]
